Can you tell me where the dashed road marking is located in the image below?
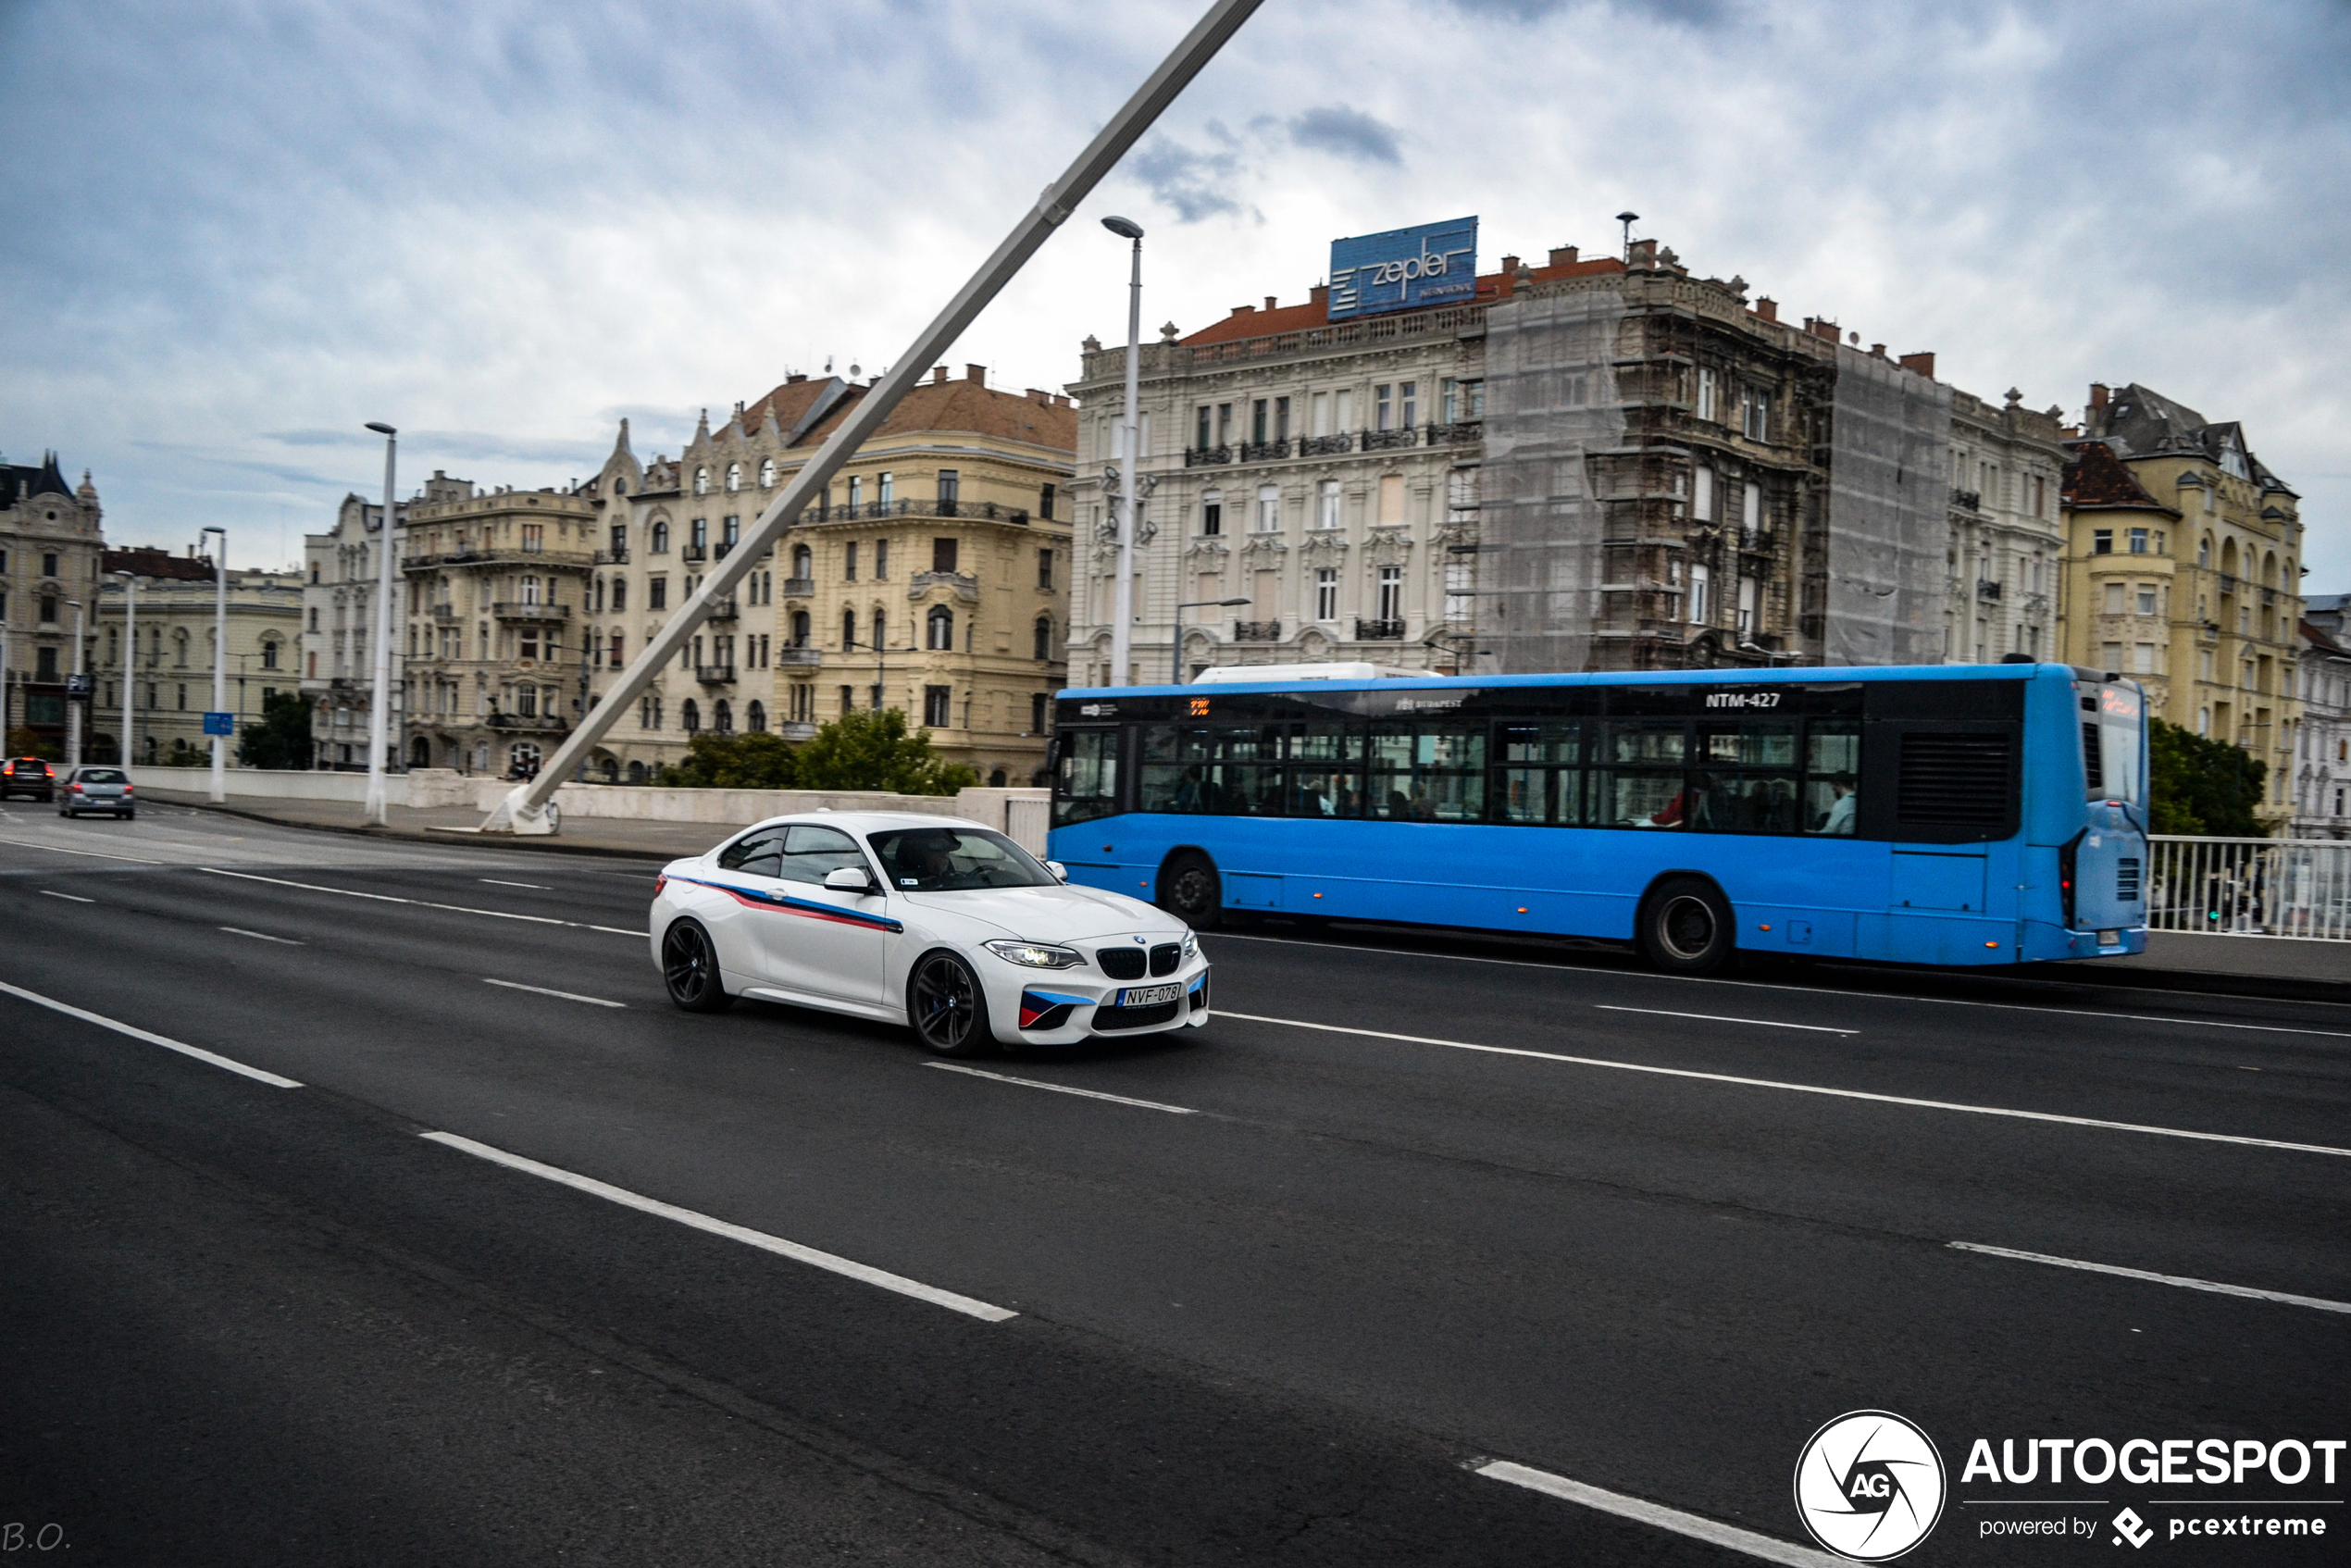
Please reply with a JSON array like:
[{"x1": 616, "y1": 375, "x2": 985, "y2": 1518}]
[
  {"x1": 1474, "y1": 1458, "x2": 1841, "y2": 1566},
  {"x1": 484, "y1": 977, "x2": 626, "y2": 1008},
  {"x1": 0, "y1": 979, "x2": 301, "y2": 1088},
  {"x1": 1949, "y1": 1241, "x2": 2351, "y2": 1314},
  {"x1": 925, "y1": 1061, "x2": 1198, "y2": 1114}
]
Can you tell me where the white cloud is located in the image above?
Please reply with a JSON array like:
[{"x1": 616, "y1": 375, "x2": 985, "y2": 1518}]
[{"x1": 2, "y1": 0, "x2": 2345, "y2": 585}]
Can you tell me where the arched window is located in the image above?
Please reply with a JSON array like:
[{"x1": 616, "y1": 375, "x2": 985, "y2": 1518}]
[
  {"x1": 791, "y1": 609, "x2": 811, "y2": 646},
  {"x1": 681, "y1": 699, "x2": 701, "y2": 733},
  {"x1": 520, "y1": 575, "x2": 541, "y2": 605},
  {"x1": 693, "y1": 467, "x2": 710, "y2": 496},
  {"x1": 842, "y1": 608, "x2": 858, "y2": 650},
  {"x1": 927, "y1": 605, "x2": 954, "y2": 650},
  {"x1": 759, "y1": 458, "x2": 777, "y2": 488},
  {"x1": 725, "y1": 463, "x2": 740, "y2": 492},
  {"x1": 173, "y1": 628, "x2": 190, "y2": 666},
  {"x1": 651, "y1": 519, "x2": 670, "y2": 554},
  {"x1": 260, "y1": 639, "x2": 280, "y2": 670},
  {"x1": 627, "y1": 759, "x2": 648, "y2": 783},
  {"x1": 1033, "y1": 616, "x2": 1052, "y2": 661},
  {"x1": 713, "y1": 699, "x2": 733, "y2": 733},
  {"x1": 989, "y1": 768, "x2": 1007, "y2": 787},
  {"x1": 613, "y1": 476, "x2": 627, "y2": 495},
  {"x1": 791, "y1": 543, "x2": 813, "y2": 579},
  {"x1": 409, "y1": 737, "x2": 431, "y2": 767},
  {"x1": 746, "y1": 700, "x2": 766, "y2": 731},
  {"x1": 871, "y1": 609, "x2": 886, "y2": 651}
]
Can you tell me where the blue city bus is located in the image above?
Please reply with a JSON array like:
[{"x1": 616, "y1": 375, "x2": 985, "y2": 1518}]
[{"x1": 1046, "y1": 663, "x2": 2148, "y2": 975}]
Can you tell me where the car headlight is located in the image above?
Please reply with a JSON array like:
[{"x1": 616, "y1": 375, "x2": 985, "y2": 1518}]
[
  {"x1": 982, "y1": 940, "x2": 1085, "y2": 969},
  {"x1": 1180, "y1": 929, "x2": 1198, "y2": 961}
]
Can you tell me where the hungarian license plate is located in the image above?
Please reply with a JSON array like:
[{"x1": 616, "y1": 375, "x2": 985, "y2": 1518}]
[{"x1": 1115, "y1": 983, "x2": 1182, "y2": 1008}]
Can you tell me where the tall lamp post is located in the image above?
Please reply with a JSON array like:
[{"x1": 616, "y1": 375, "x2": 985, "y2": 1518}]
[
  {"x1": 110, "y1": 570, "x2": 136, "y2": 766},
  {"x1": 1171, "y1": 598, "x2": 1250, "y2": 685},
  {"x1": 65, "y1": 599, "x2": 85, "y2": 767},
  {"x1": 202, "y1": 526, "x2": 228, "y2": 800},
  {"x1": 1101, "y1": 215, "x2": 1144, "y2": 688},
  {"x1": 363, "y1": 422, "x2": 398, "y2": 825}
]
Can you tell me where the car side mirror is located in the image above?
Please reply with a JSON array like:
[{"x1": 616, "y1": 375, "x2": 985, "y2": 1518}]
[
  {"x1": 824, "y1": 866, "x2": 877, "y2": 894},
  {"x1": 1044, "y1": 860, "x2": 1069, "y2": 882}
]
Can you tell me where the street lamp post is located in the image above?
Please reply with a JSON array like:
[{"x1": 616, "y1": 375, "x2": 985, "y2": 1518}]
[
  {"x1": 1102, "y1": 215, "x2": 1144, "y2": 688},
  {"x1": 110, "y1": 570, "x2": 135, "y2": 766},
  {"x1": 202, "y1": 526, "x2": 228, "y2": 800},
  {"x1": 363, "y1": 423, "x2": 398, "y2": 824},
  {"x1": 1171, "y1": 597, "x2": 1250, "y2": 685},
  {"x1": 65, "y1": 600, "x2": 85, "y2": 767}
]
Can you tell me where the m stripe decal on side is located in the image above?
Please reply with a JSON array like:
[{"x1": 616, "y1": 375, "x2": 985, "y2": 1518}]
[{"x1": 670, "y1": 877, "x2": 903, "y2": 933}]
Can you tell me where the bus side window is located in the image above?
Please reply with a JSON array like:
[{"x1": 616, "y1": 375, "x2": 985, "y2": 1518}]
[
  {"x1": 1054, "y1": 728, "x2": 1121, "y2": 827},
  {"x1": 1371, "y1": 720, "x2": 1485, "y2": 822},
  {"x1": 1804, "y1": 721, "x2": 1860, "y2": 835}
]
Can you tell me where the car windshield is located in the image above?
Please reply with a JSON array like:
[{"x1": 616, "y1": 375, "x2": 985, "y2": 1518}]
[
  {"x1": 78, "y1": 769, "x2": 127, "y2": 784},
  {"x1": 867, "y1": 827, "x2": 1055, "y2": 892}
]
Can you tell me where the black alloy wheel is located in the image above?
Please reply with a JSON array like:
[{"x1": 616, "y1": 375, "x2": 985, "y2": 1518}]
[
  {"x1": 1158, "y1": 851, "x2": 1224, "y2": 931},
  {"x1": 1639, "y1": 876, "x2": 1737, "y2": 976},
  {"x1": 661, "y1": 919, "x2": 733, "y2": 1013},
  {"x1": 909, "y1": 951, "x2": 990, "y2": 1057}
]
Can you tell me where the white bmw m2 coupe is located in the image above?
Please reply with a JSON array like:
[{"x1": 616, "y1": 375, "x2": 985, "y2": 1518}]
[{"x1": 650, "y1": 812, "x2": 1210, "y2": 1054}]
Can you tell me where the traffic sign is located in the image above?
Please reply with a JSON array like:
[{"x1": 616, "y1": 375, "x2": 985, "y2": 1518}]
[
  {"x1": 64, "y1": 674, "x2": 92, "y2": 699},
  {"x1": 203, "y1": 711, "x2": 234, "y2": 737}
]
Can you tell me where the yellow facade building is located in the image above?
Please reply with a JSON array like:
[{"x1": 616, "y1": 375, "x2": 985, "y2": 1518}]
[{"x1": 2058, "y1": 384, "x2": 2304, "y2": 825}]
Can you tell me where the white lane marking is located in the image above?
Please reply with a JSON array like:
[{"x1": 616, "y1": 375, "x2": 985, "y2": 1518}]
[
  {"x1": 480, "y1": 878, "x2": 550, "y2": 890},
  {"x1": 483, "y1": 977, "x2": 626, "y2": 1009},
  {"x1": 1219, "y1": 1012, "x2": 2351, "y2": 1160},
  {"x1": 0, "y1": 978, "x2": 302, "y2": 1088},
  {"x1": 1206, "y1": 930, "x2": 2351, "y2": 1041},
  {"x1": 591, "y1": 925, "x2": 651, "y2": 937},
  {"x1": 220, "y1": 927, "x2": 304, "y2": 945},
  {"x1": 38, "y1": 890, "x2": 94, "y2": 903},
  {"x1": 418, "y1": 1131, "x2": 1014, "y2": 1322},
  {"x1": 1949, "y1": 1241, "x2": 2351, "y2": 1315},
  {"x1": 199, "y1": 866, "x2": 641, "y2": 936},
  {"x1": 0, "y1": 836, "x2": 164, "y2": 865},
  {"x1": 924, "y1": 1061, "x2": 1198, "y2": 1114},
  {"x1": 1474, "y1": 1458, "x2": 1840, "y2": 1567},
  {"x1": 1595, "y1": 1004, "x2": 1855, "y2": 1036}
]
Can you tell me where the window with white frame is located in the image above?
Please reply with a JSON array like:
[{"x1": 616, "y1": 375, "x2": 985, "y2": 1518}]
[
  {"x1": 1693, "y1": 467, "x2": 1713, "y2": 523},
  {"x1": 1742, "y1": 481, "x2": 1761, "y2": 541},
  {"x1": 1255, "y1": 485, "x2": 1280, "y2": 532},
  {"x1": 1736, "y1": 576, "x2": 1756, "y2": 640},
  {"x1": 1378, "y1": 565, "x2": 1402, "y2": 623},
  {"x1": 1316, "y1": 480, "x2": 1340, "y2": 530},
  {"x1": 1688, "y1": 564, "x2": 1711, "y2": 625},
  {"x1": 1314, "y1": 568, "x2": 1337, "y2": 622},
  {"x1": 1696, "y1": 368, "x2": 1717, "y2": 423}
]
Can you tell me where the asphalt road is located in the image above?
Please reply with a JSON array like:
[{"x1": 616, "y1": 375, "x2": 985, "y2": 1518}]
[{"x1": 1, "y1": 802, "x2": 2345, "y2": 1565}]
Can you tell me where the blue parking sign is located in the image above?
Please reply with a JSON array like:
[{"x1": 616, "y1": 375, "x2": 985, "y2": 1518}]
[{"x1": 203, "y1": 711, "x2": 234, "y2": 737}]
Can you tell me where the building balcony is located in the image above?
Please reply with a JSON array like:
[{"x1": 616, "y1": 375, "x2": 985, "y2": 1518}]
[
  {"x1": 1976, "y1": 580, "x2": 2003, "y2": 601},
  {"x1": 430, "y1": 604, "x2": 459, "y2": 622},
  {"x1": 681, "y1": 543, "x2": 707, "y2": 563},
  {"x1": 695, "y1": 665, "x2": 735, "y2": 685},
  {"x1": 781, "y1": 576, "x2": 815, "y2": 598},
  {"x1": 776, "y1": 645, "x2": 823, "y2": 667},
  {"x1": 1950, "y1": 488, "x2": 1981, "y2": 512},
  {"x1": 404, "y1": 548, "x2": 592, "y2": 572},
  {"x1": 1361, "y1": 428, "x2": 1416, "y2": 452},
  {"x1": 2218, "y1": 573, "x2": 2239, "y2": 594},
  {"x1": 1353, "y1": 617, "x2": 1407, "y2": 641},
  {"x1": 703, "y1": 598, "x2": 738, "y2": 621},
  {"x1": 1423, "y1": 421, "x2": 1482, "y2": 447},
  {"x1": 595, "y1": 547, "x2": 629, "y2": 566},
  {"x1": 1298, "y1": 433, "x2": 1353, "y2": 457},
  {"x1": 777, "y1": 721, "x2": 818, "y2": 741},
  {"x1": 1238, "y1": 439, "x2": 1290, "y2": 462},
  {"x1": 486, "y1": 712, "x2": 569, "y2": 732},
  {"x1": 492, "y1": 602, "x2": 570, "y2": 623},
  {"x1": 715, "y1": 540, "x2": 738, "y2": 561},
  {"x1": 908, "y1": 570, "x2": 980, "y2": 603},
  {"x1": 815, "y1": 498, "x2": 1032, "y2": 526},
  {"x1": 1233, "y1": 620, "x2": 1282, "y2": 642},
  {"x1": 1183, "y1": 445, "x2": 1233, "y2": 467}
]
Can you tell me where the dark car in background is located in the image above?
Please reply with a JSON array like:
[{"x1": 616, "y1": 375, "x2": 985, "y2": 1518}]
[
  {"x1": 1, "y1": 757, "x2": 55, "y2": 802},
  {"x1": 57, "y1": 765, "x2": 134, "y2": 820}
]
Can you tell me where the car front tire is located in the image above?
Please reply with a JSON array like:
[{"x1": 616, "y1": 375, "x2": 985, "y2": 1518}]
[
  {"x1": 908, "y1": 950, "x2": 991, "y2": 1057},
  {"x1": 1637, "y1": 876, "x2": 1737, "y2": 976},
  {"x1": 661, "y1": 919, "x2": 733, "y2": 1013}
]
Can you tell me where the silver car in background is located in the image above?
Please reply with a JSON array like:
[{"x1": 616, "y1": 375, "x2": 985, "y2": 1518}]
[{"x1": 58, "y1": 766, "x2": 135, "y2": 820}]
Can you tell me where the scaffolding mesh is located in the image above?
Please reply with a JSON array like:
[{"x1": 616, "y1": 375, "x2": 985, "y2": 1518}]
[
  {"x1": 1478, "y1": 289, "x2": 1629, "y2": 673},
  {"x1": 1822, "y1": 347, "x2": 1952, "y2": 666}
]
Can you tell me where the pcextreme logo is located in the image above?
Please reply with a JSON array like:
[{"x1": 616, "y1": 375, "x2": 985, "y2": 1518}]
[{"x1": 1794, "y1": 1411, "x2": 1948, "y2": 1562}]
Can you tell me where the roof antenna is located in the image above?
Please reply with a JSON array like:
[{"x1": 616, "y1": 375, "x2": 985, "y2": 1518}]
[{"x1": 1616, "y1": 211, "x2": 1639, "y2": 263}]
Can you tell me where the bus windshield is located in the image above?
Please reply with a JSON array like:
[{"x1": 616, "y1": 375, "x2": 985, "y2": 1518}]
[{"x1": 2084, "y1": 683, "x2": 2144, "y2": 804}]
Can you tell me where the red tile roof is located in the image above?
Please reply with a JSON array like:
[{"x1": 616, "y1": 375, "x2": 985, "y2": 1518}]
[
  {"x1": 1178, "y1": 255, "x2": 1630, "y2": 347},
  {"x1": 796, "y1": 377, "x2": 1076, "y2": 454},
  {"x1": 104, "y1": 546, "x2": 216, "y2": 582},
  {"x1": 2061, "y1": 441, "x2": 2176, "y2": 514}
]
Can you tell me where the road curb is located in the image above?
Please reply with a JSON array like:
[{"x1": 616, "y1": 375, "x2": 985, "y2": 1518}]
[{"x1": 142, "y1": 793, "x2": 675, "y2": 865}]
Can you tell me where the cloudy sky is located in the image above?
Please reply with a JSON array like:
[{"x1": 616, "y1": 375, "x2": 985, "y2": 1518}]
[{"x1": 6, "y1": 0, "x2": 2347, "y2": 582}]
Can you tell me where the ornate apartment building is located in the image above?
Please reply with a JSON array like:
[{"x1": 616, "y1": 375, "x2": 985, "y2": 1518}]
[
  {"x1": 0, "y1": 453, "x2": 106, "y2": 756},
  {"x1": 398, "y1": 479, "x2": 598, "y2": 776},
  {"x1": 2295, "y1": 595, "x2": 2348, "y2": 839},
  {"x1": 1064, "y1": 233, "x2": 2042, "y2": 680},
  {"x1": 2057, "y1": 383, "x2": 2306, "y2": 827},
  {"x1": 94, "y1": 547, "x2": 301, "y2": 764},
  {"x1": 579, "y1": 367, "x2": 1074, "y2": 783}
]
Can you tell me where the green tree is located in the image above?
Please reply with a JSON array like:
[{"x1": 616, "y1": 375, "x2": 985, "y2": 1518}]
[
  {"x1": 788, "y1": 708, "x2": 978, "y2": 795},
  {"x1": 655, "y1": 729, "x2": 798, "y2": 790},
  {"x1": 236, "y1": 691, "x2": 316, "y2": 771},
  {"x1": 2148, "y1": 716, "x2": 2267, "y2": 838}
]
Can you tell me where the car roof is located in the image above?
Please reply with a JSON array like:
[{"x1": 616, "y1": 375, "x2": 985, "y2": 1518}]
[{"x1": 718, "y1": 810, "x2": 992, "y2": 841}]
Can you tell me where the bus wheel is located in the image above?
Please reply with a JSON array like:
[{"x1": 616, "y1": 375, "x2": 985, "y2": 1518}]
[
  {"x1": 1159, "y1": 851, "x2": 1224, "y2": 931},
  {"x1": 1638, "y1": 877, "x2": 1736, "y2": 976}
]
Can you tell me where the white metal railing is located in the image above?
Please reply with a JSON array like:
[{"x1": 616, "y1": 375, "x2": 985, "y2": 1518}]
[{"x1": 2146, "y1": 835, "x2": 2351, "y2": 940}]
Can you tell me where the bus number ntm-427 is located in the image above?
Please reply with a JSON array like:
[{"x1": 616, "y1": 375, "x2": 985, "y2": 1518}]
[{"x1": 1703, "y1": 691, "x2": 1782, "y2": 709}]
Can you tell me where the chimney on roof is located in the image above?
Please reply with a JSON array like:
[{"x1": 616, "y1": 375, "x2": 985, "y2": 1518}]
[
  {"x1": 1869, "y1": 343, "x2": 1885, "y2": 358},
  {"x1": 1231, "y1": 304, "x2": 1255, "y2": 316},
  {"x1": 932, "y1": 367, "x2": 948, "y2": 383},
  {"x1": 1309, "y1": 284, "x2": 1328, "y2": 307},
  {"x1": 1263, "y1": 296, "x2": 1277, "y2": 312},
  {"x1": 965, "y1": 364, "x2": 985, "y2": 384},
  {"x1": 2089, "y1": 382, "x2": 2109, "y2": 413},
  {"x1": 1804, "y1": 317, "x2": 1839, "y2": 342},
  {"x1": 1499, "y1": 255, "x2": 1519, "y2": 276},
  {"x1": 787, "y1": 373, "x2": 806, "y2": 384},
  {"x1": 1754, "y1": 297, "x2": 1778, "y2": 322},
  {"x1": 1052, "y1": 394, "x2": 1071, "y2": 407},
  {"x1": 1026, "y1": 388, "x2": 1051, "y2": 405},
  {"x1": 1627, "y1": 240, "x2": 1658, "y2": 270},
  {"x1": 1549, "y1": 246, "x2": 1578, "y2": 268},
  {"x1": 1898, "y1": 352, "x2": 1934, "y2": 379}
]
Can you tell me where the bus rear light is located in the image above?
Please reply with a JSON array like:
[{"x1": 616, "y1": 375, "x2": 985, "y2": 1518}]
[{"x1": 2057, "y1": 831, "x2": 2082, "y2": 930}]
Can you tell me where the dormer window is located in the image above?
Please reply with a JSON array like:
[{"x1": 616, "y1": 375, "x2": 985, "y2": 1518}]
[
  {"x1": 759, "y1": 458, "x2": 777, "y2": 488},
  {"x1": 726, "y1": 463, "x2": 741, "y2": 492},
  {"x1": 693, "y1": 467, "x2": 710, "y2": 496}
]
